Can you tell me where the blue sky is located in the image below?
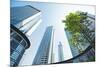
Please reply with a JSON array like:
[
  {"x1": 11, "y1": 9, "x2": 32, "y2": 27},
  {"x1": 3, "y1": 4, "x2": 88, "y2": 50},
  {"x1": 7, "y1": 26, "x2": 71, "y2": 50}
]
[
  {"x1": 11, "y1": 1, "x2": 95, "y2": 65},
  {"x1": 12, "y1": 0, "x2": 96, "y2": 5}
]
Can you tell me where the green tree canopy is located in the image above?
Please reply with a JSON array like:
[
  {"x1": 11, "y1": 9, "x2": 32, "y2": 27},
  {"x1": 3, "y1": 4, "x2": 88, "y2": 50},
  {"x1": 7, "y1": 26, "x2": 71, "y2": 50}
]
[
  {"x1": 69, "y1": 32, "x2": 85, "y2": 53},
  {"x1": 63, "y1": 11, "x2": 87, "y2": 52},
  {"x1": 63, "y1": 11, "x2": 87, "y2": 33}
]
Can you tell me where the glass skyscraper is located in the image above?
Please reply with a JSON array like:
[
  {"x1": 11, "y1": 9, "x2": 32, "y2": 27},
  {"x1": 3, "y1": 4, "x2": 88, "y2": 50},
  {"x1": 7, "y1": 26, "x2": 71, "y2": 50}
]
[
  {"x1": 58, "y1": 42, "x2": 64, "y2": 62},
  {"x1": 10, "y1": 24, "x2": 30, "y2": 67},
  {"x1": 10, "y1": 5, "x2": 41, "y2": 66},
  {"x1": 33, "y1": 26, "x2": 54, "y2": 65},
  {"x1": 11, "y1": 5, "x2": 42, "y2": 36}
]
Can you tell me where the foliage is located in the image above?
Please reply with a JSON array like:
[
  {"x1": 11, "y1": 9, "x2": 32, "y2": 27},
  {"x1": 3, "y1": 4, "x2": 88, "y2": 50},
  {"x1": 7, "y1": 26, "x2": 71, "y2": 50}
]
[
  {"x1": 63, "y1": 11, "x2": 87, "y2": 33},
  {"x1": 63, "y1": 11, "x2": 87, "y2": 52},
  {"x1": 69, "y1": 33, "x2": 84, "y2": 53}
]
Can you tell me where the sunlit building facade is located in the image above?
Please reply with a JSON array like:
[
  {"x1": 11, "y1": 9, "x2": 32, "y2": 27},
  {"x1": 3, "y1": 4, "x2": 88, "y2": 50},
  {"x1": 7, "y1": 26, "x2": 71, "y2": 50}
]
[
  {"x1": 32, "y1": 26, "x2": 54, "y2": 65},
  {"x1": 58, "y1": 42, "x2": 64, "y2": 62}
]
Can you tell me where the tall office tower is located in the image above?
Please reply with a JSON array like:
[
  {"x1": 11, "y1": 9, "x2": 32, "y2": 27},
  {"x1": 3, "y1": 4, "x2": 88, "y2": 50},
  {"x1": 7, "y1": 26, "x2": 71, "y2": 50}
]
[
  {"x1": 58, "y1": 42, "x2": 64, "y2": 62},
  {"x1": 33, "y1": 26, "x2": 54, "y2": 65},
  {"x1": 10, "y1": 5, "x2": 42, "y2": 66},
  {"x1": 78, "y1": 13, "x2": 95, "y2": 62},
  {"x1": 48, "y1": 28, "x2": 55, "y2": 64},
  {"x1": 11, "y1": 5, "x2": 42, "y2": 36},
  {"x1": 80, "y1": 13, "x2": 95, "y2": 44}
]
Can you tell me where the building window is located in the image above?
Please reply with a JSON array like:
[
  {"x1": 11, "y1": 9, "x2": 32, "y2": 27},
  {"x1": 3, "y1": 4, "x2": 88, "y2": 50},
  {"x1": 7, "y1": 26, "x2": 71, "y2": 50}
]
[
  {"x1": 11, "y1": 51, "x2": 19, "y2": 60},
  {"x1": 11, "y1": 39, "x2": 19, "y2": 49},
  {"x1": 11, "y1": 32, "x2": 22, "y2": 42},
  {"x1": 20, "y1": 40, "x2": 27, "y2": 48},
  {"x1": 16, "y1": 45, "x2": 24, "y2": 53}
]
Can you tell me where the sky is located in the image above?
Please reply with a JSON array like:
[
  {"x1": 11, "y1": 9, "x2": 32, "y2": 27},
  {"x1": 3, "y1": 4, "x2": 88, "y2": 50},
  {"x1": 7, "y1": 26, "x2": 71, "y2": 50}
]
[
  {"x1": 12, "y1": 0, "x2": 96, "y2": 5},
  {"x1": 11, "y1": 1, "x2": 96, "y2": 65}
]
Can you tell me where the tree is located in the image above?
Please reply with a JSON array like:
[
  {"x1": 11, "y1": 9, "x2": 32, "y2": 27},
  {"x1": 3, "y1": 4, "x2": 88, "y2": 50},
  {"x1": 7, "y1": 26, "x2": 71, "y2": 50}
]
[
  {"x1": 63, "y1": 11, "x2": 88, "y2": 52},
  {"x1": 63, "y1": 11, "x2": 86, "y2": 34},
  {"x1": 69, "y1": 33, "x2": 84, "y2": 53},
  {"x1": 63, "y1": 11, "x2": 95, "y2": 62}
]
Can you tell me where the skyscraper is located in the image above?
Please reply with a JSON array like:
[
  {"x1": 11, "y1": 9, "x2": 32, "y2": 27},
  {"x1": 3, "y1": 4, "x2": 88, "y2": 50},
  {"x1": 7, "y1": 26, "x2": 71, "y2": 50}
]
[
  {"x1": 11, "y1": 5, "x2": 42, "y2": 36},
  {"x1": 33, "y1": 26, "x2": 54, "y2": 65},
  {"x1": 81, "y1": 13, "x2": 95, "y2": 44},
  {"x1": 58, "y1": 42, "x2": 64, "y2": 62},
  {"x1": 10, "y1": 24, "x2": 31, "y2": 67},
  {"x1": 10, "y1": 5, "x2": 41, "y2": 66}
]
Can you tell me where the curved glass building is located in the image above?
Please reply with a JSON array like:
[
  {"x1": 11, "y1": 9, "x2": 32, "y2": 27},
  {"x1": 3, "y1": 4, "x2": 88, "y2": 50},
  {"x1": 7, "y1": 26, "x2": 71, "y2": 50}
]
[
  {"x1": 10, "y1": 5, "x2": 41, "y2": 66},
  {"x1": 10, "y1": 24, "x2": 30, "y2": 66}
]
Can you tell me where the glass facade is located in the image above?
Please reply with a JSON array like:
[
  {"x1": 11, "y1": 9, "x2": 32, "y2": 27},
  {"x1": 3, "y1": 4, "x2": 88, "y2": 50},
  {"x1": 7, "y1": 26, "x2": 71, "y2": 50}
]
[
  {"x1": 58, "y1": 42, "x2": 64, "y2": 62},
  {"x1": 33, "y1": 26, "x2": 53, "y2": 65},
  {"x1": 11, "y1": 5, "x2": 40, "y2": 27},
  {"x1": 11, "y1": 5, "x2": 41, "y2": 35},
  {"x1": 10, "y1": 5, "x2": 41, "y2": 66},
  {"x1": 10, "y1": 25, "x2": 30, "y2": 67}
]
